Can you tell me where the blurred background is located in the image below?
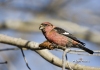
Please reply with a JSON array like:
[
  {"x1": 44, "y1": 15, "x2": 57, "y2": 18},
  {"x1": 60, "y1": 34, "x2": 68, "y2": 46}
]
[{"x1": 0, "y1": 0, "x2": 100, "y2": 70}]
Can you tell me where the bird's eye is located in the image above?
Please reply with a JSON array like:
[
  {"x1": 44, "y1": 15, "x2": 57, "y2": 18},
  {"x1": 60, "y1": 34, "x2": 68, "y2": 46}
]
[
  {"x1": 45, "y1": 24, "x2": 47, "y2": 26},
  {"x1": 43, "y1": 24, "x2": 49, "y2": 26}
]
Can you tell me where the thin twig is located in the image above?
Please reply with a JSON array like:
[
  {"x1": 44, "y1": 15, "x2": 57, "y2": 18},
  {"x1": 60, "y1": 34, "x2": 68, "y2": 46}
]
[
  {"x1": 62, "y1": 49, "x2": 73, "y2": 70},
  {"x1": 69, "y1": 49, "x2": 100, "y2": 56},
  {"x1": 20, "y1": 48, "x2": 31, "y2": 70},
  {"x1": 0, "y1": 48, "x2": 31, "y2": 69},
  {"x1": 70, "y1": 49, "x2": 100, "y2": 53},
  {"x1": 0, "y1": 48, "x2": 19, "y2": 51},
  {"x1": 0, "y1": 61, "x2": 7, "y2": 64},
  {"x1": 62, "y1": 50, "x2": 66, "y2": 70},
  {"x1": 0, "y1": 48, "x2": 28, "y2": 51},
  {"x1": 0, "y1": 48, "x2": 100, "y2": 56},
  {"x1": 64, "y1": 49, "x2": 73, "y2": 70},
  {"x1": 69, "y1": 52, "x2": 100, "y2": 56},
  {"x1": 55, "y1": 49, "x2": 100, "y2": 56}
]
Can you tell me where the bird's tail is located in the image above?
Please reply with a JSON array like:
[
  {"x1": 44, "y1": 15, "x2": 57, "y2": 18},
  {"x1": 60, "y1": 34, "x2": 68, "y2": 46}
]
[{"x1": 77, "y1": 44, "x2": 94, "y2": 54}]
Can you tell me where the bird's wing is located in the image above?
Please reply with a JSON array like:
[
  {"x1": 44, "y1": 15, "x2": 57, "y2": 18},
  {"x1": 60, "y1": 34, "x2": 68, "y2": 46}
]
[{"x1": 54, "y1": 27, "x2": 85, "y2": 46}]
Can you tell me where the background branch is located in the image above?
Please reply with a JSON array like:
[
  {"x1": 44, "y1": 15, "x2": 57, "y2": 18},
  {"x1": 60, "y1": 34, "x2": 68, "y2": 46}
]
[
  {"x1": 0, "y1": 61, "x2": 7, "y2": 64},
  {"x1": 0, "y1": 47, "x2": 100, "y2": 56},
  {"x1": 0, "y1": 18, "x2": 100, "y2": 44}
]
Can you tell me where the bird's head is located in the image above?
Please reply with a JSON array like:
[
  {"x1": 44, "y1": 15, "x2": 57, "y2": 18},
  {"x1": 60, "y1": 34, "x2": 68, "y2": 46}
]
[{"x1": 39, "y1": 22, "x2": 54, "y2": 32}]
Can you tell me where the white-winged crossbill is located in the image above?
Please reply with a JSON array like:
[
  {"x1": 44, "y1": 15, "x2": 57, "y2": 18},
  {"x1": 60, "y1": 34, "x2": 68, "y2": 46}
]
[{"x1": 39, "y1": 22, "x2": 94, "y2": 54}]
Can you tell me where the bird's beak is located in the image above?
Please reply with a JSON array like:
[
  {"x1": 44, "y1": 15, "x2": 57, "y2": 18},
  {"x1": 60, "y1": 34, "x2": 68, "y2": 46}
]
[{"x1": 39, "y1": 25, "x2": 44, "y2": 30}]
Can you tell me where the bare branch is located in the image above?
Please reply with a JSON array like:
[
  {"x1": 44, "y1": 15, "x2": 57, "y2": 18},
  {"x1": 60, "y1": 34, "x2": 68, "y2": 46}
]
[
  {"x1": 0, "y1": 34, "x2": 42, "y2": 50},
  {"x1": 62, "y1": 49, "x2": 72, "y2": 70},
  {"x1": 62, "y1": 50, "x2": 66, "y2": 70},
  {"x1": 0, "y1": 34, "x2": 100, "y2": 70},
  {"x1": 0, "y1": 61, "x2": 7, "y2": 64},
  {"x1": 0, "y1": 48, "x2": 19, "y2": 51},
  {"x1": 0, "y1": 47, "x2": 100, "y2": 56},
  {"x1": 69, "y1": 50, "x2": 100, "y2": 56},
  {"x1": 20, "y1": 48, "x2": 31, "y2": 70}
]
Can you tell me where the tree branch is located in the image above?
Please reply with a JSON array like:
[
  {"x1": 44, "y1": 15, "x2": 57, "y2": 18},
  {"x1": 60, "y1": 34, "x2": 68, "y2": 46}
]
[
  {"x1": 69, "y1": 50, "x2": 100, "y2": 56},
  {"x1": 0, "y1": 61, "x2": 7, "y2": 64},
  {"x1": 62, "y1": 49, "x2": 72, "y2": 70},
  {"x1": 0, "y1": 34, "x2": 100, "y2": 70},
  {"x1": 0, "y1": 47, "x2": 99, "y2": 56}
]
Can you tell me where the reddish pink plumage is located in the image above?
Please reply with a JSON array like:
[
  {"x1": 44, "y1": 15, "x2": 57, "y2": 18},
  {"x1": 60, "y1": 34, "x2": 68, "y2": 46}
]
[
  {"x1": 45, "y1": 30, "x2": 69, "y2": 46},
  {"x1": 39, "y1": 22, "x2": 94, "y2": 54},
  {"x1": 40, "y1": 22, "x2": 71, "y2": 46}
]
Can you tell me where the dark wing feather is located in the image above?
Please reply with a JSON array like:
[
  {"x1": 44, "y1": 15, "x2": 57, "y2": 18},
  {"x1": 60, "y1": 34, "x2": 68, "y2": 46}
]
[{"x1": 54, "y1": 27, "x2": 85, "y2": 46}]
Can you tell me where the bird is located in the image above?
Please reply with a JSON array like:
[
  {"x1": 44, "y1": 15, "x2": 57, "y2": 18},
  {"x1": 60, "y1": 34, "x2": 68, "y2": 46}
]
[{"x1": 39, "y1": 22, "x2": 94, "y2": 54}]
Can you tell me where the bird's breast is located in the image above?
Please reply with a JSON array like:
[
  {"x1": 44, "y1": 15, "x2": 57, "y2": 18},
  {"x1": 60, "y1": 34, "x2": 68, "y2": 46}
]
[{"x1": 46, "y1": 32, "x2": 68, "y2": 46}]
